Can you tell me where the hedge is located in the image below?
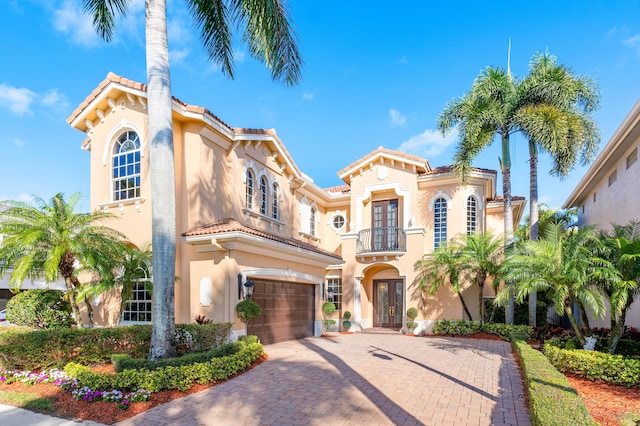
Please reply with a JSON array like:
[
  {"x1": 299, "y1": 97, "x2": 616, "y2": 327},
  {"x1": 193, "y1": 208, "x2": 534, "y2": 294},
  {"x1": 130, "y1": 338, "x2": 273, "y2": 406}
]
[
  {"x1": 65, "y1": 341, "x2": 264, "y2": 392},
  {"x1": 0, "y1": 323, "x2": 232, "y2": 371},
  {"x1": 512, "y1": 339, "x2": 595, "y2": 425},
  {"x1": 432, "y1": 319, "x2": 532, "y2": 341},
  {"x1": 543, "y1": 343, "x2": 640, "y2": 388}
]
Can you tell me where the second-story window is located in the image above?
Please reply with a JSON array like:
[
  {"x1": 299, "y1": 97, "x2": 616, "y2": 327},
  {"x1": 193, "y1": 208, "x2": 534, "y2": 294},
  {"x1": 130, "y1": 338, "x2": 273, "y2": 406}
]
[
  {"x1": 434, "y1": 197, "x2": 447, "y2": 249},
  {"x1": 310, "y1": 207, "x2": 317, "y2": 236},
  {"x1": 245, "y1": 170, "x2": 254, "y2": 209},
  {"x1": 260, "y1": 176, "x2": 268, "y2": 215},
  {"x1": 467, "y1": 196, "x2": 477, "y2": 235},
  {"x1": 112, "y1": 131, "x2": 141, "y2": 201},
  {"x1": 272, "y1": 183, "x2": 279, "y2": 220}
]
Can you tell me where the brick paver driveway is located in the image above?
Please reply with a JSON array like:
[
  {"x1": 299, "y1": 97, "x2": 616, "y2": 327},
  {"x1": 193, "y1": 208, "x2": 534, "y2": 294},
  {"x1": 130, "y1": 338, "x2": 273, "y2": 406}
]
[{"x1": 117, "y1": 333, "x2": 530, "y2": 426}]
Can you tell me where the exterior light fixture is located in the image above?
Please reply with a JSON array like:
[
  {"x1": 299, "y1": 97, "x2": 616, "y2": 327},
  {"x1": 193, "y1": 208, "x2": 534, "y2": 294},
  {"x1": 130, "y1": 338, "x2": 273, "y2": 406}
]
[{"x1": 238, "y1": 274, "x2": 255, "y2": 300}]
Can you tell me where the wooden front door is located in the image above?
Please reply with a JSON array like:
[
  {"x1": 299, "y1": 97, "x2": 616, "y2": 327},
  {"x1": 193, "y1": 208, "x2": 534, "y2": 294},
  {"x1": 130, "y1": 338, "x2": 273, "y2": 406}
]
[{"x1": 373, "y1": 280, "x2": 403, "y2": 328}]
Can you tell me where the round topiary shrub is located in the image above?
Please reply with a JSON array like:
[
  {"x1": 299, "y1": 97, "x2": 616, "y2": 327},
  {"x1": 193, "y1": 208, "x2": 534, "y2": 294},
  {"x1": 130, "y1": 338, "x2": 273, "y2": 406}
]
[
  {"x1": 407, "y1": 307, "x2": 418, "y2": 321},
  {"x1": 342, "y1": 320, "x2": 351, "y2": 331},
  {"x1": 235, "y1": 300, "x2": 262, "y2": 324},
  {"x1": 6, "y1": 289, "x2": 73, "y2": 329},
  {"x1": 322, "y1": 302, "x2": 336, "y2": 316},
  {"x1": 343, "y1": 310, "x2": 352, "y2": 320}
]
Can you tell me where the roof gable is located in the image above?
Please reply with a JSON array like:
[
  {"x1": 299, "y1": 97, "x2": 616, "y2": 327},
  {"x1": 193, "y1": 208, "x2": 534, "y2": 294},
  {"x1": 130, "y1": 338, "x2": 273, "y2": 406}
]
[{"x1": 337, "y1": 146, "x2": 431, "y2": 184}]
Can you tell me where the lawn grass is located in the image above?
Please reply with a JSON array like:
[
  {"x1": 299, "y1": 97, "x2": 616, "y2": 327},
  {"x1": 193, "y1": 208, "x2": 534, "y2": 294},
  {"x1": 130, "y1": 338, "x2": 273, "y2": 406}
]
[{"x1": 0, "y1": 389, "x2": 55, "y2": 413}]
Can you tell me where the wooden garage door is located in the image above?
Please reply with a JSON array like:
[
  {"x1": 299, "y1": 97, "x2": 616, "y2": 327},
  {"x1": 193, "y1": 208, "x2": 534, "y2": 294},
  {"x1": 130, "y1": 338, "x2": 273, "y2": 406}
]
[{"x1": 247, "y1": 279, "x2": 315, "y2": 345}]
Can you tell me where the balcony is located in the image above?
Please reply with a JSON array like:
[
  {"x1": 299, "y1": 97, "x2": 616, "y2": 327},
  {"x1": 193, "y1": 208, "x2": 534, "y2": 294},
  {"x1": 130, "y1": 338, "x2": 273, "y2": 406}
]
[{"x1": 357, "y1": 226, "x2": 406, "y2": 254}]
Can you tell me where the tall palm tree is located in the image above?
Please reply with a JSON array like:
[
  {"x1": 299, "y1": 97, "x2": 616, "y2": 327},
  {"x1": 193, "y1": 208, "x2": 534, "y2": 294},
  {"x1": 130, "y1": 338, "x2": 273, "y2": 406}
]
[
  {"x1": 457, "y1": 232, "x2": 503, "y2": 325},
  {"x1": 598, "y1": 221, "x2": 640, "y2": 354},
  {"x1": 81, "y1": 0, "x2": 302, "y2": 359},
  {"x1": 497, "y1": 224, "x2": 615, "y2": 346},
  {"x1": 80, "y1": 243, "x2": 153, "y2": 325},
  {"x1": 415, "y1": 245, "x2": 473, "y2": 321},
  {"x1": 0, "y1": 193, "x2": 125, "y2": 327},
  {"x1": 518, "y1": 52, "x2": 600, "y2": 326},
  {"x1": 516, "y1": 204, "x2": 578, "y2": 242}
]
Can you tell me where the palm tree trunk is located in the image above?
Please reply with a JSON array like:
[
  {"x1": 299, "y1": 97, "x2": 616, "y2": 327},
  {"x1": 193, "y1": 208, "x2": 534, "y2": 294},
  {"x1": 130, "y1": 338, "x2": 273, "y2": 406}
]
[
  {"x1": 457, "y1": 290, "x2": 473, "y2": 321},
  {"x1": 608, "y1": 309, "x2": 627, "y2": 354},
  {"x1": 478, "y1": 271, "x2": 486, "y2": 325},
  {"x1": 528, "y1": 142, "x2": 538, "y2": 327},
  {"x1": 83, "y1": 296, "x2": 94, "y2": 328},
  {"x1": 501, "y1": 133, "x2": 515, "y2": 324},
  {"x1": 146, "y1": 0, "x2": 177, "y2": 360},
  {"x1": 63, "y1": 276, "x2": 82, "y2": 327},
  {"x1": 565, "y1": 303, "x2": 586, "y2": 347}
]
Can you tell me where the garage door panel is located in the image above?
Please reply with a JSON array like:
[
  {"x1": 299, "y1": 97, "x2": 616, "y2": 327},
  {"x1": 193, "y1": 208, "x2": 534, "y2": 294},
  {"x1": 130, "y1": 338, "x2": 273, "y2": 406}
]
[{"x1": 247, "y1": 279, "x2": 315, "y2": 345}]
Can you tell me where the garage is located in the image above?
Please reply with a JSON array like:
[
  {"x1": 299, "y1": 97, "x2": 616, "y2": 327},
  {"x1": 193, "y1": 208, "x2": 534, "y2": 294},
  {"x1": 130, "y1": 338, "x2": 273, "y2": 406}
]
[{"x1": 247, "y1": 279, "x2": 316, "y2": 345}]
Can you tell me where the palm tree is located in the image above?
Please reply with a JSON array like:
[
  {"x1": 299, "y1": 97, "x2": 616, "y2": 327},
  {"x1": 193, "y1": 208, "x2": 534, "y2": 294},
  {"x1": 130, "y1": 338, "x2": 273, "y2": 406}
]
[
  {"x1": 598, "y1": 221, "x2": 640, "y2": 354},
  {"x1": 80, "y1": 243, "x2": 153, "y2": 326},
  {"x1": 415, "y1": 245, "x2": 473, "y2": 321},
  {"x1": 518, "y1": 52, "x2": 600, "y2": 326},
  {"x1": 81, "y1": 0, "x2": 302, "y2": 359},
  {"x1": 497, "y1": 224, "x2": 616, "y2": 347},
  {"x1": 457, "y1": 232, "x2": 503, "y2": 325},
  {"x1": 516, "y1": 204, "x2": 578, "y2": 242},
  {"x1": 0, "y1": 193, "x2": 125, "y2": 327}
]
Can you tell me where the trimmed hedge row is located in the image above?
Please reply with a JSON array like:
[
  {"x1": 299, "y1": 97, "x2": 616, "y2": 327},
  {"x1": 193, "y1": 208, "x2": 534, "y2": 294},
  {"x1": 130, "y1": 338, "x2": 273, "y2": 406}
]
[
  {"x1": 543, "y1": 343, "x2": 640, "y2": 387},
  {"x1": 432, "y1": 319, "x2": 532, "y2": 341},
  {"x1": 0, "y1": 323, "x2": 232, "y2": 371},
  {"x1": 65, "y1": 341, "x2": 264, "y2": 392},
  {"x1": 512, "y1": 339, "x2": 595, "y2": 426}
]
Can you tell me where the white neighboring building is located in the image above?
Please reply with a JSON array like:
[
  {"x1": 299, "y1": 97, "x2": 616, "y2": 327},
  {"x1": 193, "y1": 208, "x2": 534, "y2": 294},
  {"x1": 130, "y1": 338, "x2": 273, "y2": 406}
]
[
  {"x1": 0, "y1": 204, "x2": 66, "y2": 310},
  {"x1": 564, "y1": 99, "x2": 640, "y2": 329}
]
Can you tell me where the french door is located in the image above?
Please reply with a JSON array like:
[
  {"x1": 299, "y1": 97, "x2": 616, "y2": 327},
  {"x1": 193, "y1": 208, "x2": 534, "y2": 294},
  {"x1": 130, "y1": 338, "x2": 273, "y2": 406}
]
[
  {"x1": 372, "y1": 199, "x2": 399, "y2": 251},
  {"x1": 373, "y1": 280, "x2": 403, "y2": 328}
]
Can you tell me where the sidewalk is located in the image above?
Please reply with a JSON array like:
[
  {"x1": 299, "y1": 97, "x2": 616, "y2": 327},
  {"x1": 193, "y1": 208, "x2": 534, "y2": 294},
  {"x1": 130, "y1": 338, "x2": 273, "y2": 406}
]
[{"x1": 0, "y1": 403, "x2": 105, "y2": 426}]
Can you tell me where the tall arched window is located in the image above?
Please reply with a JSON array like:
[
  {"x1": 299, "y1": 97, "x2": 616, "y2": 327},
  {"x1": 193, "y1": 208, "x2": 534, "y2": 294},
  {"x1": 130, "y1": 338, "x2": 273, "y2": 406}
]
[
  {"x1": 467, "y1": 196, "x2": 478, "y2": 235},
  {"x1": 260, "y1": 176, "x2": 268, "y2": 215},
  {"x1": 245, "y1": 170, "x2": 254, "y2": 209},
  {"x1": 310, "y1": 207, "x2": 317, "y2": 236},
  {"x1": 434, "y1": 197, "x2": 447, "y2": 249},
  {"x1": 112, "y1": 131, "x2": 141, "y2": 201},
  {"x1": 272, "y1": 183, "x2": 279, "y2": 220}
]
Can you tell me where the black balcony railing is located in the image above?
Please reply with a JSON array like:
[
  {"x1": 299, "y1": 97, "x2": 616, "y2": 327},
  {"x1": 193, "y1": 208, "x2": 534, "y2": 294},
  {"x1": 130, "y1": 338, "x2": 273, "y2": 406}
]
[{"x1": 357, "y1": 227, "x2": 406, "y2": 254}]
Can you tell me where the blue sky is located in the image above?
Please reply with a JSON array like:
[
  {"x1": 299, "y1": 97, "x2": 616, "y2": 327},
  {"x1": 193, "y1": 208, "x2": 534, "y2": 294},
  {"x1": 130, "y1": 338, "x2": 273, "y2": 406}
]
[{"x1": 1, "y1": 1, "x2": 639, "y2": 218}]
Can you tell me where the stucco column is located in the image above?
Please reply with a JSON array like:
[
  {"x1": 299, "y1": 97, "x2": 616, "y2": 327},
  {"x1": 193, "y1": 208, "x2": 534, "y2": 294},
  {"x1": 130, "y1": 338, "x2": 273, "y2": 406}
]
[{"x1": 354, "y1": 276, "x2": 362, "y2": 330}]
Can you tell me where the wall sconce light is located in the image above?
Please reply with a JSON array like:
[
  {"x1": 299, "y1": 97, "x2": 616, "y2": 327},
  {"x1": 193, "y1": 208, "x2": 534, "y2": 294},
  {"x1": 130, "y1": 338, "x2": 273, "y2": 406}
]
[{"x1": 238, "y1": 274, "x2": 255, "y2": 300}]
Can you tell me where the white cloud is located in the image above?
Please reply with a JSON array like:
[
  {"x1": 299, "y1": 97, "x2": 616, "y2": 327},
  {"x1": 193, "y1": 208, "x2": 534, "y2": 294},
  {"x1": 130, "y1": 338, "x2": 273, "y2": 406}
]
[
  {"x1": 13, "y1": 137, "x2": 25, "y2": 148},
  {"x1": 0, "y1": 84, "x2": 36, "y2": 115},
  {"x1": 388, "y1": 108, "x2": 407, "y2": 127},
  {"x1": 397, "y1": 128, "x2": 459, "y2": 158},
  {"x1": 40, "y1": 89, "x2": 70, "y2": 113},
  {"x1": 169, "y1": 48, "x2": 191, "y2": 66},
  {"x1": 302, "y1": 92, "x2": 315, "y2": 101},
  {"x1": 52, "y1": 0, "x2": 101, "y2": 47},
  {"x1": 624, "y1": 35, "x2": 640, "y2": 57},
  {"x1": 233, "y1": 49, "x2": 247, "y2": 63}
]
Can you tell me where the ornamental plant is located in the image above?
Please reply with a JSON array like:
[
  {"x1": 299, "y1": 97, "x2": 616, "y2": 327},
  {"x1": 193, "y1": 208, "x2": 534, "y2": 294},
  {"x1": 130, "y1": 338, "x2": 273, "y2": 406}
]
[
  {"x1": 322, "y1": 302, "x2": 337, "y2": 334},
  {"x1": 235, "y1": 300, "x2": 262, "y2": 325}
]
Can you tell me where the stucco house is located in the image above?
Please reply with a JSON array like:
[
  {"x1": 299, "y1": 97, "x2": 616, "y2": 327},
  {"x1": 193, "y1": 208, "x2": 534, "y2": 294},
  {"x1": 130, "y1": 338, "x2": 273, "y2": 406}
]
[
  {"x1": 564, "y1": 99, "x2": 640, "y2": 329},
  {"x1": 67, "y1": 72, "x2": 524, "y2": 344}
]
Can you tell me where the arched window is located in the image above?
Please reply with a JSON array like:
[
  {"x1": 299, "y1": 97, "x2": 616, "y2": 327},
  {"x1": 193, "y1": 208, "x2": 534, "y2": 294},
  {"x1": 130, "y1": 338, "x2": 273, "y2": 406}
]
[
  {"x1": 434, "y1": 197, "x2": 447, "y2": 249},
  {"x1": 245, "y1": 170, "x2": 254, "y2": 209},
  {"x1": 260, "y1": 176, "x2": 268, "y2": 215},
  {"x1": 310, "y1": 207, "x2": 317, "y2": 236},
  {"x1": 112, "y1": 131, "x2": 141, "y2": 201},
  {"x1": 272, "y1": 183, "x2": 279, "y2": 220},
  {"x1": 467, "y1": 196, "x2": 478, "y2": 235}
]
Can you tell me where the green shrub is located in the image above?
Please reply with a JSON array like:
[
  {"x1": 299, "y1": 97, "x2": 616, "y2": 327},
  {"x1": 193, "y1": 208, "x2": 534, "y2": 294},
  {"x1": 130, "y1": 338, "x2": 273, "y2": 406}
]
[
  {"x1": 432, "y1": 319, "x2": 482, "y2": 335},
  {"x1": 6, "y1": 289, "x2": 73, "y2": 329},
  {"x1": 235, "y1": 300, "x2": 262, "y2": 324},
  {"x1": 512, "y1": 339, "x2": 595, "y2": 425},
  {"x1": 543, "y1": 343, "x2": 640, "y2": 387},
  {"x1": 322, "y1": 302, "x2": 336, "y2": 316},
  {"x1": 238, "y1": 335, "x2": 259, "y2": 344},
  {"x1": 406, "y1": 307, "x2": 418, "y2": 321},
  {"x1": 342, "y1": 320, "x2": 351, "y2": 331},
  {"x1": 65, "y1": 341, "x2": 264, "y2": 393},
  {"x1": 343, "y1": 311, "x2": 351, "y2": 320},
  {"x1": 0, "y1": 323, "x2": 231, "y2": 371},
  {"x1": 113, "y1": 341, "x2": 244, "y2": 372},
  {"x1": 405, "y1": 321, "x2": 418, "y2": 333},
  {"x1": 482, "y1": 323, "x2": 532, "y2": 341},
  {"x1": 485, "y1": 299, "x2": 547, "y2": 326},
  {"x1": 322, "y1": 319, "x2": 336, "y2": 334}
]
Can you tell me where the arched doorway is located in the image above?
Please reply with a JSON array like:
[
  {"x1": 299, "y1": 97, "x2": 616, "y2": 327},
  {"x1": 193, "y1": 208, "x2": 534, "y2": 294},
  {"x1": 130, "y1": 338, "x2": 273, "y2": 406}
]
[{"x1": 360, "y1": 264, "x2": 405, "y2": 330}]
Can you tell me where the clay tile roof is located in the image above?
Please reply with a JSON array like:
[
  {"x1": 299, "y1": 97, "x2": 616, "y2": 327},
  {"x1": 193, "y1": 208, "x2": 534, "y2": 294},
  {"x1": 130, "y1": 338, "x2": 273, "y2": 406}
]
[
  {"x1": 183, "y1": 218, "x2": 342, "y2": 260},
  {"x1": 67, "y1": 72, "x2": 234, "y2": 132},
  {"x1": 337, "y1": 146, "x2": 430, "y2": 177},
  {"x1": 421, "y1": 165, "x2": 497, "y2": 176},
  {"x1": 325, "y1": 185, "x2": 351, "y2": 194}
]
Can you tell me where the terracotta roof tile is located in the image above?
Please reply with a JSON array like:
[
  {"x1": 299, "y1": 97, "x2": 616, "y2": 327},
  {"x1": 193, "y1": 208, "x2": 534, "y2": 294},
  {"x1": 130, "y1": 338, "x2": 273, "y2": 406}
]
[
  {"x1": 421, "y1": 165, "x2": 497, "y2": 176},
  {"x1": 337, "y1": 146, "x2": 431, "y2": 177},
  {"x1": 183, "y1": 218, "x2": 342, "y2": 260},
  {"x1": 325, "y1": 185, "x2": 351, "y2": 194}
]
